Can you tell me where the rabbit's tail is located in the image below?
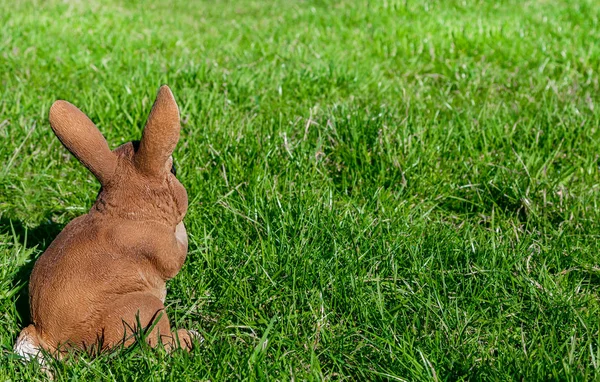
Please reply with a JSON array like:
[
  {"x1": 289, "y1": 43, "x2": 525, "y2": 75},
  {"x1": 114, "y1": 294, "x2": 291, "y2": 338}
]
[{"x1": 14, "y1": 324, "x2": 45, "y2": 364}]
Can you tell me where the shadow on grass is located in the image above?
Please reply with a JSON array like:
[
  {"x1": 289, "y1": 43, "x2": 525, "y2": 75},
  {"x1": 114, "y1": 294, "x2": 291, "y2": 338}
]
[{"x1": 0, "y1": 215, "x2": 63, "y2": 326}]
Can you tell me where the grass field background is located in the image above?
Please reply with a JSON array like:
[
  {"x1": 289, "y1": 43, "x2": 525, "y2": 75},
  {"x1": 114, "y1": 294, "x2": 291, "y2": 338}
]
[{"x1": 1, "y1": 0, "x2": 600, "y2": 380}]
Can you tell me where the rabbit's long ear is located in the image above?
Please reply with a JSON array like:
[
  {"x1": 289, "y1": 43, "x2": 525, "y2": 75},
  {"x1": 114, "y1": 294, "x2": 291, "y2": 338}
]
[
  {"x1": 134, "y1": 85, "x2": 180, "y2": 177},
  {"x1": 49, "y1": 101, "x2": 117, "y2": 184}
]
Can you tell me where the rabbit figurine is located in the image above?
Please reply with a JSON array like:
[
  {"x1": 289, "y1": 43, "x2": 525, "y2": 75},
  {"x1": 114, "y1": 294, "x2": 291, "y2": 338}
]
[{"x1": 14, "y1": 85, "x2": 196, "y2": 362}]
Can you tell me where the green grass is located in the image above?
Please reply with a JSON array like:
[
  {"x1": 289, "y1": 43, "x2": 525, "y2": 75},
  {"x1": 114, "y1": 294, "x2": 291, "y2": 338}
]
[{"x1": 1, "y1": 0, "x2": 600, "y2": 380}]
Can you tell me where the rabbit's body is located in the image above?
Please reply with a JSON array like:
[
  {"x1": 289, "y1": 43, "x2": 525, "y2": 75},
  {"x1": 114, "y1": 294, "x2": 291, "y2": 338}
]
[{"x1": 14, "y1": 86, "x2": 195, "y2": 362}]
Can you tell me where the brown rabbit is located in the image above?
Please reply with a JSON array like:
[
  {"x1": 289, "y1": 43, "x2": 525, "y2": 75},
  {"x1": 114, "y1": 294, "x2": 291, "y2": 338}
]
[{"x1": 14, "y1": 85, "x2": 197, "y2": 362}]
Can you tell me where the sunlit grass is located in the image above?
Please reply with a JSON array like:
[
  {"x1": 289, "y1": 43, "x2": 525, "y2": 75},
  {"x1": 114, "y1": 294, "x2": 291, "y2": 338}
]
[{"x1": 1, "y1": 0, "x2": 600, "y2": 380}]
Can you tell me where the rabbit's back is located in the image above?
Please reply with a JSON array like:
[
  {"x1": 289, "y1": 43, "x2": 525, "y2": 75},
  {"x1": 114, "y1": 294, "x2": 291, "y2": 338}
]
[{"x1": 29, "y1": 214, "x2": 168, "y2": 348}]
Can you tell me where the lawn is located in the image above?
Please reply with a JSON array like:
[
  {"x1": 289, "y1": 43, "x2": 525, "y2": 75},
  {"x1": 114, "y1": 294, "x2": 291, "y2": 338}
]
[{"x1": 1, "y1": 0, "x2": 600, "y2": 380}]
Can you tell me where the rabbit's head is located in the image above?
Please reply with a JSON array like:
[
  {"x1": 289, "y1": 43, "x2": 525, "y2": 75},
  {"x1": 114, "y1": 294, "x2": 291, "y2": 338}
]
[{"x1": 49, "y1": 86, "x2": 187, "y2": 226}]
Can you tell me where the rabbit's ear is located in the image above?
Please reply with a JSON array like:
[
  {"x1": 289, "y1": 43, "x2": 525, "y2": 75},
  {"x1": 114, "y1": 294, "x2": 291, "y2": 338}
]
[
  {"x1": 49, "y1": 101, "x2": 117, "y2": 184},
  {"x1": 134, "y1": 85, "x2": 180, "y2": 177}
]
